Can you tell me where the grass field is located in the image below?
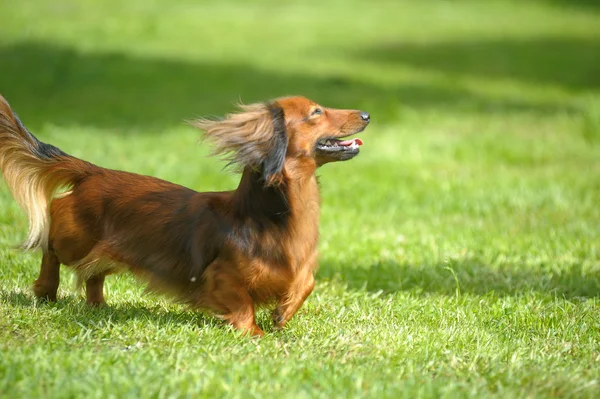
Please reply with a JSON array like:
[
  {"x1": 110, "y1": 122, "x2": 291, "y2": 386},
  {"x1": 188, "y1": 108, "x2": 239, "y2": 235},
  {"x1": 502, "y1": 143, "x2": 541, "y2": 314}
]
[{"x1": 1, "y1": 0, "x2": 600, "y2": 397}]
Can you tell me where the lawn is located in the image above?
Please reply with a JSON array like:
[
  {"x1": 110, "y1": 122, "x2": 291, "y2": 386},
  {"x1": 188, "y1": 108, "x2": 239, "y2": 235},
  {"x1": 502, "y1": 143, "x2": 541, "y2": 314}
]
[{"x1": 1, "y1": 0, "x2": 600, "y2": 397}]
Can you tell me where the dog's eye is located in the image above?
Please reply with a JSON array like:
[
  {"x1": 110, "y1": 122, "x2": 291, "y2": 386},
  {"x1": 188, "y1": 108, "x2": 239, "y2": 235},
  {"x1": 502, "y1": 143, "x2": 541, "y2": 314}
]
[{"x1": 311, "y1": 108, "x2": 323, "y2": 116}]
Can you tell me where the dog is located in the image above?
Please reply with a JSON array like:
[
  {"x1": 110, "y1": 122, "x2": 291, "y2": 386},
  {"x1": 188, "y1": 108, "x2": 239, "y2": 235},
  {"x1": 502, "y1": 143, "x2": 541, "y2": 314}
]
[{"x1": 0, "y1": 95, "x2": 370, "y2": 336}]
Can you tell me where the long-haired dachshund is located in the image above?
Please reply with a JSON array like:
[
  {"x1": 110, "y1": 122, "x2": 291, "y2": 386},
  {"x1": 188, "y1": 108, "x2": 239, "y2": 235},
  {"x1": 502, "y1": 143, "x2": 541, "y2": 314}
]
[{"x1": 0, "y1": 95, "x2": 369, "y2": 336}]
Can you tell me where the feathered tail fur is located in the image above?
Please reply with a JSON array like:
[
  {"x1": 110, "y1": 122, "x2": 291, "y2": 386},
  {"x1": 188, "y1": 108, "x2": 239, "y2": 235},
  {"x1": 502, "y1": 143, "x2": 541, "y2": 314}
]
[{"x1": 0, "y1": 94, "x2": 92, "y2": 250}]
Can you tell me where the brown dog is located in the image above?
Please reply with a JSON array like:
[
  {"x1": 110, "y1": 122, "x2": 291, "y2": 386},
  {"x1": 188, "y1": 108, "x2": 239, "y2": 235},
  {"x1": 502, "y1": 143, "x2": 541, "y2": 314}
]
[{"x1": 0, "y1": 95, "x2": 370, "y2": 336}]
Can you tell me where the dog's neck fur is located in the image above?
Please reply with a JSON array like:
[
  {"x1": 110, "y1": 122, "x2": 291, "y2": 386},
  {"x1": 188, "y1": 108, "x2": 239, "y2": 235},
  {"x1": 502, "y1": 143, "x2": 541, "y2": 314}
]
[
  {"x1": 234, "y1": 160, "x2": 320, "y2": 257},
  {"x1": 228, "y1": 164, "x2": 319, "y2": 270},
  {"x1": 234, "y1": 159, "x2": 319, "y2": 221},
  {"x1": 234, "y1": 167, "x2": 291, "y2": 227}
]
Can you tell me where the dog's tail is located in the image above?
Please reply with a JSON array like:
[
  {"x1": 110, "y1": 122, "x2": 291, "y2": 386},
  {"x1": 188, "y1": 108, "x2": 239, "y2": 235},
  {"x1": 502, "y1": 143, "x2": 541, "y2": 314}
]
[{"x1": 0, "y1": 94, "x2": 95, "y2": 250}]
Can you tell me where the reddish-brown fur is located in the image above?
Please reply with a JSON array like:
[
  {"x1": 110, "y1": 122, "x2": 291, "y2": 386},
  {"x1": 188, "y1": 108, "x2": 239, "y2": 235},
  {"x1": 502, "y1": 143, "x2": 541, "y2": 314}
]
[{"x1": 0, "y1": 95, "x2": 369, "y2": 336}]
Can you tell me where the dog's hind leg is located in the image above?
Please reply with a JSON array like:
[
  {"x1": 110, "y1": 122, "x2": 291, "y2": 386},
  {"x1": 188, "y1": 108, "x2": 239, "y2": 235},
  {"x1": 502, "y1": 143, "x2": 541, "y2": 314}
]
[
  {"x1": 33, "y1": 251, "x2": 61, "y2": 301},
  {"x1": 84, "y1": 273, "x2": 107, "y2": 306}
]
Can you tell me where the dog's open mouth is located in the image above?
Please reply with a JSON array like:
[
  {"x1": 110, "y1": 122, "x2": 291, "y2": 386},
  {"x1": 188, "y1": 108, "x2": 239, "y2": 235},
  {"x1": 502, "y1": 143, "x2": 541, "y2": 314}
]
[
  {"x1": 316, "y1": 137, "x2": 363, "y2": 153},
  {"x1": 315, "y1": 137, "x2": 363, "y2": 161}
]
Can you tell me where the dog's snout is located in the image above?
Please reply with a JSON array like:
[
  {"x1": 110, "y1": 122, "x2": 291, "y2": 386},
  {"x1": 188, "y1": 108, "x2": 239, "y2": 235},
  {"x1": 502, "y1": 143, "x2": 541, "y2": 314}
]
[{"x1": 360, "y1": 112, "x2": 370, "y2": 123}]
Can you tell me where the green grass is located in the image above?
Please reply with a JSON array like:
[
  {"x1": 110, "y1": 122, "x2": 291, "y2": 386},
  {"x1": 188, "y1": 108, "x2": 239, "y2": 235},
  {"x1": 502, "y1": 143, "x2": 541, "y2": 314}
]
[{"x1": 1, "y1": 0, "x2": 600, "y2": 397}]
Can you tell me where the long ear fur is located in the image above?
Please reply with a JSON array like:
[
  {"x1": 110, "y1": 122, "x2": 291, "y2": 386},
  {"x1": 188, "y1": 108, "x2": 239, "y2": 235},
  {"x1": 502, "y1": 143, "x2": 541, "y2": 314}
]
[
  {"x1": 261, "y1": 104, "x2": 288, "y2": 185},
  {"x1": 192, "y1": 102, "x2": 288, "y2": 186}
]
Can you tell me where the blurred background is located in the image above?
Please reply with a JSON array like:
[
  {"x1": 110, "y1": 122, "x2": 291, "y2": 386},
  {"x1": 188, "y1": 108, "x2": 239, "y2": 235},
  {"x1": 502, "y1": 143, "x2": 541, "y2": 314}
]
[{"x1": 0, "y1": 0, "x2": 599, "y2": 297}]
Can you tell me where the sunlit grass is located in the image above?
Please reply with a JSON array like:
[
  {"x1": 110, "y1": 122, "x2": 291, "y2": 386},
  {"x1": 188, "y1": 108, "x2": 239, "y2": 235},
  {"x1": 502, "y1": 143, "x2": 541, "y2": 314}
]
[{"x1": 1, "y1": 0, "x2": 599, "y2": 397}]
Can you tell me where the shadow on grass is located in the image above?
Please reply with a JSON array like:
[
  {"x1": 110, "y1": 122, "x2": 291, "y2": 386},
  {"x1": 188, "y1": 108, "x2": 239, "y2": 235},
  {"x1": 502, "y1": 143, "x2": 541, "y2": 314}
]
[
  {"x1": 3, "y1": 256, "x2": 596, "y2": 335},
  {"x1": 548, "y1": 0, "x2": 600, "y2": 12},
  {"x1": 319, "y1": 259, "x2": 600, "y2": 299},
  {"x1": 351, "y1": 37, "x2": 600, "y2": 90},
  {"x1": 0, "y1": 289, "x2": 218, "y2": 330},
  {"x1": 0, "y1": 41, "x2": 571, "y2": 132}
]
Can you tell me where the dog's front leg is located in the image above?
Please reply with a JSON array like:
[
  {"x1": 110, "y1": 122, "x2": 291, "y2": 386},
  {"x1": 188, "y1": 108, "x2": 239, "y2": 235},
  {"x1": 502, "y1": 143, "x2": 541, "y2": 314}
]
[
  {"x1": 272, "y1": 266, "x2": 316, "y2": 330},
  {"x1": 203, "y1": 261, "x2": 264, "y2": 337}
]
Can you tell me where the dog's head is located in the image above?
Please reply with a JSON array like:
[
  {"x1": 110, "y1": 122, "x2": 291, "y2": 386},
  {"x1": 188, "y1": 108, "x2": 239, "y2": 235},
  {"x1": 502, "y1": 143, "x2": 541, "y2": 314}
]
[{"x1": 193, "y1": 96, "x2": 370, "y2": 185}]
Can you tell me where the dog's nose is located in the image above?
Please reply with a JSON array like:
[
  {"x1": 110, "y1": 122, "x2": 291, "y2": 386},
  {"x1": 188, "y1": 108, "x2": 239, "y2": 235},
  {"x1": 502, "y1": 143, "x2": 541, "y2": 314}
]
[{"x1": 360, "y1": 112, "x2": 370, "y2": 122}]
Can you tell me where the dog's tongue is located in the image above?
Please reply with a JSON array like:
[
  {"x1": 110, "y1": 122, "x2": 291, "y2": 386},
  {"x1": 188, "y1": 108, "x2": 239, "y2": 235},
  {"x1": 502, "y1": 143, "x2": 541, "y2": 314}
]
[{"x1": 338, "y1": 138, "x2": 363, "y2": 146}]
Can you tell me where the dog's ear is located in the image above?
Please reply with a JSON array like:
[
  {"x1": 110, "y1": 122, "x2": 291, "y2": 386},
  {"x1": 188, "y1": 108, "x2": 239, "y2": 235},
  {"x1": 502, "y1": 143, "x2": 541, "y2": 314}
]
[
  {"x1": 261, "y1": 104, "x2": 288, "y2": 186},
  {"x1": 192, "y1": 102, "x2": 288, "y2": 186}
]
